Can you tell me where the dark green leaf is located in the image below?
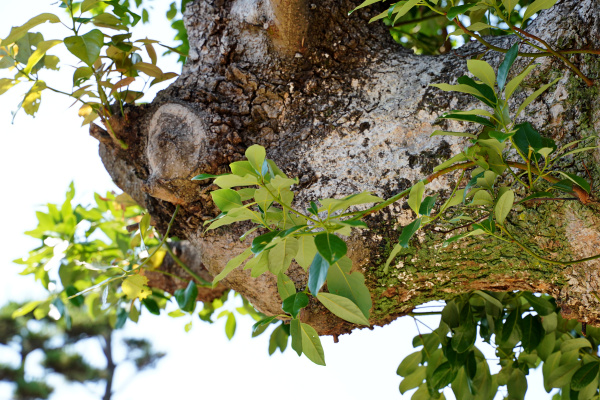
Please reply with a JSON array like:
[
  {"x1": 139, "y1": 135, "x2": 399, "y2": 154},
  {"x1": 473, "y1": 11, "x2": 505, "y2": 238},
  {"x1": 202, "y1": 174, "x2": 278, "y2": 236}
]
[
  {"x1": 457, "y1": 76, "x2": 497, "y2": 108},
  {"x1": 489, "y1": 130, "x2": 515, "y2": 142},
  {"x1": 307, "y1": 253, "x2": 329, "y2": 296},
  {"x1": 299, "y1": 322, "x2": 325, "y2": 365},
  {"x1": 501, "y1": 309, "x2": 519, "y2": 343},
  {"x1": 507, "y1": 369, "x2": 527, "y2": 400},
  {"x1": 465, "y1": 351, "x2": 477, "y2": 379},
  {"x1": 548, "y1": 362, "x2": 580, "y2": 389},
  {"x1": 519, "y1": 314, "x2": 544, "y2": 352},
  {"x1": 282, "y1": 292, "x2": 309, "y2": 318},
  {"x1": 307, "y1": 201, "x2": 319, "y2": 215},
  {"x1": 431, "y1": 362, "x2": 456, "y2": 391},
  {"x1": 497, "y1": 43, "x2": 519, "y2": 90},
  {"x1": 142, "y1": 298, "x2": 160, "y2": 315},
  {"x1": 451, "y1": 323, "x2": 476, "y2": 353},
  {"x1": 251, "y1": 230, "x2": 280, "y2": 254},
  {"x1": 441, "y1": 300, "x2": 460, "y2": 329},
  {"x1": 518, "y1": 192, "x2": 555, "y2": 203},
  {"x1": 418, "y1": 195, "x2": 438, "y2": 217},
  {"x1": 558, "y1": 171, "x2": 591, "y2": 194},
  {"x1": 314, "y1": 233, "x2": 347, "y2": 265},
  {"x1": 513, "y1": 122, "x2": 556, "y2": 163},
  {"x1": 252, "y1": 316, "x2": 276, "y2": 334},
  {"x1": 175, "y1": 280, "x2": 197, "y2": 312},
  {"x1": 551, "y1": 179, "x2": 574, "y2": 193},
  {"x1": 571, "y1": 362, "x2": 599, "y2": 391},
  {"x1": 398, "y1": 218, "x2": 421, "y2": 248},
  {"x1": 191, "y1": 173, "x2": 222, "y2": 181},
  {"x1": 66, "y1": 285, "x2": 84, "y2": 307},
  {"x1": 290, "y1": 319, "x2": 302, "y2": 356}
]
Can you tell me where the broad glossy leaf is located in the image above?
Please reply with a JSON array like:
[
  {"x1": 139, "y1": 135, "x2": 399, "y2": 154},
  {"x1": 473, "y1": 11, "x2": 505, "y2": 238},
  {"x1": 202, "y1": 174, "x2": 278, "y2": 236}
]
[
  {"x1": 64, "y1": 29, "x2": 104, "y2": 66},
  {"x1": 245, "y1": 145, "x2": 266, "y2": 175},
  {"x1": 419, "y1": 195, "x2": 437, "y2": 217},
  {"x1": 213, "y1": 174, "x2": 258, "y2": 188},
  {"x1": 212, "y1": 247, "x2": 252, "y2": 286},
  {"x1": 501, "y1": 309, "x2": 519, "y2": 343},
  {"x1": 523, "y1": 0, "x2": 559, "y2": 21},
  {"x1": 548, "y1": 362, "x2": 580, "y2": 388},
  {"x1": 267, "y1": 237, "x2": 298, "y2": 274},
  {"x1": 431, "y1": 362, "x2": 456, "y2": 391},
  {"x1": 399, "y1": 218, "x2": 421, "y2": 248},
  {"x1": 495, "y1": 189, "x2": 514, "y2": 225},
  {"x1": 498, "y1": 43, "x2": 519, "y2": 90},
  {"x1": 277, "y1": 273, "x2": 296, "y2": 301},
  {"x1": 451, "y1": 323, "x2": 477, "y2": 353},
  {"x1": 290, "y1": 319, "x2": 302, "y2": 356},
  {"x1": 557, "y1": 171, "x2": 591, "y2": 194},
  {"x1": 519, "y1": 314, "x2": 544, "y2": 352},
  {"x1": 457, "y1": 76, "x2": 497, "y2": 107},
  {"x1": 536, "y1": 333, "x2": 556, "y2": 361},
  {"x1": 211, "y1": 189, "x2": 242, "y2": 212},
  {"x1": 397, "y1": 351, "x2": 423, "y2": 377},
  {"x1": 295, "y1": 235, "x2": 317, "y2": 270},
  {"x1": 507, "y1": 369, "x2": 527, "y2": 400},
  {"x1": 408, "y1": 181, "x2": 424, "y2": 215},
  {"x1": 308, "y1": 253, "x2": 329, "y2": 296},
  {"x1": 561, "y1": 338, "x2": 592, "y2": 353},
  {"x1": 317, "y1": 293, "x2": 369, "y2": 325},
  {"x1": 251, "y1": 230, "x2": 280, "y2": 254},
  {"x1": 400, "y1": 366, "x2": 426, "y2": 394},
  {"x1": 299, "y1": 322, "x2": 325, "y2": 365},
  {"x1": 23, "y1": 39, "x2": 62, "y2": 75},
  {"x1": 282, "y1": 292, "x2": 309, "y2": 318},
  {"x1": 571, "y1": 362, "x2": 599, "y2": 391},
  {"x1": 318, "y1": 192, "x2": 382, "y2": 214},
  {"x1": 467, "y1": 59, "x2": 496, "y2": 88},
  {"x1": 326, "y1": 256, "x2": 371, "y2": 318},
  {"x1": 314, "y1": 233, "x2": 347, "y2": 265},
  {"x1": 439, "y1": 111, "x2": 496, "y2": 126}
]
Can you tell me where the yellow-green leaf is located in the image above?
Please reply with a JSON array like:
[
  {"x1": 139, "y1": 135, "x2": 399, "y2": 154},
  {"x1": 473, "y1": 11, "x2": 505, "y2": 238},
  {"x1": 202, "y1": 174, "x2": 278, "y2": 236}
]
[
  {"x1": 299, "y1": 322, "x2": 325, "y2": 365},
  {"x1": 467, "y1": 59, "x2": 496, "y2": 88},
  {"x1": 23, "y1": 39, "x2": 62, "y2": 75},
  {"x1": 23, "y1": 80, "x2": 47, "y2": 116},
  {"x1": 2, "y1": 13, "x2": 61, "y2": 46},
  {"x1": 317, "y1": 292, "x2": 370, "y2": 325},
  {"x1": 121, "y1": 274, "x2": 152, "y2": 300},
  {"x1": 494, "y1": 189, "x2": 514, "y2": 225},
  {"x1": 523, "y1": 0, "x2": 559, "y2": 21},
  {"x1": 0, "y1": 78, "x2": 17, "y2": 95}
]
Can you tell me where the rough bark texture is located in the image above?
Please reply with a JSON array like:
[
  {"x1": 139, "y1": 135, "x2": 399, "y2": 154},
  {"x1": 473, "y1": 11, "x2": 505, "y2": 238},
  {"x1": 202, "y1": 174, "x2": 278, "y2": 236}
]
[{"x1": 92, "y1": 0, "x2": 600, "y2": 335}]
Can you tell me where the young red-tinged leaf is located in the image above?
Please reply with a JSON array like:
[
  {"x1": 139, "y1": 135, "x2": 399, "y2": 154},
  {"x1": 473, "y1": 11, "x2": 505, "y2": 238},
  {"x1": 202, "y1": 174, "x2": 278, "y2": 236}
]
[
  {"x1": 150, "y1": 72, "x2": 178, "y2": 87},
  {"x1": 133, "y1": 61, "x2": 163, "y2": 78},
  {"x1": 317, "y1": 293, "x2": 369, "y2": 325},
  {"x1": 299, "y1": 322, "x2": 325, "y2": 365},
  {"x1": 110, "y1": 76, "x2": 136, "y2": 94}
]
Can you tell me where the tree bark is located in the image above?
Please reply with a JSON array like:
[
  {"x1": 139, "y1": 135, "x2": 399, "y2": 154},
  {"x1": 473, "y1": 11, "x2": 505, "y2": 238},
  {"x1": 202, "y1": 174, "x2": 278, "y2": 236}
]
[{"x1": 91, "y1": 0, "x2": 600, "y2": 335}]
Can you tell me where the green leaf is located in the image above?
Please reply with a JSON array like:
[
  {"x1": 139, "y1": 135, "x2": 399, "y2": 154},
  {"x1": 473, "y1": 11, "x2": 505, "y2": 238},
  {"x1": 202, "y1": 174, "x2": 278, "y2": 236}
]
[
  {"x1": 557, "y1": 171, "x2": 591, "y2": 194},
  {"x1": 431, "y1": 130, "x2": 477, "y2": 139},
  {"x1": 467, "y1": 59, "x2": 496, "y2": 89},
  {"x1": 23, "y1": 80, "x2": 47, "y2": 116},
  {"x1": 519, "y1": 314, "x2": 544, "y2": 352},
  {"x1": 299, "y1": 322, "x2": 325, "y2": 365},
  {"x1": 2, "y1": 13, "x2": 61, "y2": 46},
  {"x1": 350, "y1": 0, "x2": 382, "y2": 14},
  {"x1": 295, "y1": 235, "x2": 317, "y2": 270},
  {"x1": 142, "y1": 298, "x2": 160, "y2": 315},
  {"x1": 0, "y1": 78, "x2": 18, "y2": 95},
  {"x1": 571, "y1": 362, "x2": 599, "y2": 391},
  {"x1": 447, "y1": 3, "x2": 478, "y2": 20},
  {"x1": 251, "y1": 230, "x2": 280, "y2": 254},
  {"x1": 211, "y1": 189, "x2": 243, "y2": 212},
  {"x1": 507, "y1": 369, "x2": 527, "y2": 400},
  {"x1": 64, "y1": 29, "x2": 104, "y2": 66},
  {"x1": 497, "y1": 43, "x2": 519, "y2": 91},
  {"x1": 308, "y1": 252, "x2": 329, "y2": 296},
  {"x1": 327, "y1": 256, "x2": 371, "y2": 318},
  {"x1": 516, "y1": 77, "x2": 561, "y2": 118},
  {"x1": 398, "y1": 218, "x2": 422, "y2": 248},
  {"x1": 392, "y1": 0, "x2": 420, "y2": 23},
  {"x1": 268, "y1": 324, "x2": 288, "y2": 355},
  {"x1": 408, "y1": 181, "x2": 424, "y2": 214},
  {"x1": 561, "y1": 338, "x2": 592, "y2": 353},
  {"x1": 548, "y1": 362, "x2": 580, "y2": 389},
  {"x1": 314, "y1": 233, "x2": 347, "y2": 265},
  {"x1": 191, "y1": 173, "x2": 222, "y2": 181},
  {"x1": 175, "y1": 280, "x2": 198, "y2": 312},
  {"x1": 12, "y1": 300, "x2": 42, "y2": 318},
  {"x1": 513, "y1": 122, "x2": 556, "y2": 163},
  {"x1": 225, "y1": 313, "x2": 236, "y2": 340},
  {"x1": 122, "y1": 274, "x2": 151, "y2": 300},
  {"x1": 212, "y1": 247, "x2": 252, "y2": 286},
  {"x1": 277, "y1": 273, "x2": 296, "y2": 301},
  {"x1": 268, "y1": 237, "x2": 299, "y2": 275},
  {"x1": 518, "y1": 191, "x2": 554, "y2": 203},
  {"x1": 317, "y1": 293, "x2": 370, "y2": 325},
  {"x1": 451, "y1": 324, "x2": 477, "y2": 353},
  {"x1": 252, "y1": 315, "x2": 276, "y2": 335},
  {"x1": 397, "y1": 351, "x2": 423, "y2": 377},
  {"x1": 501, "y1": 309, "x2": 519, "y2": 343},
  {"x1": 494, "y1": 189, "x2": 514, "y2": 225},
  {"x1": 245, "y1": 145, "x2": 266, "y2": 175},
  {"x1": 318, "y1": 192, "x2": 383, "y2": 214},
  {"x1": 81, "y1": 0, "x2": 105, "y2": 13},
  {"x1": 522, "y1": 292, "x2": 556, "y2": 315},
  {"x1": 523, "y1": 0, "x2": 559, "y2": 21},
  {"x1": 431, "y1": 362, "x2": 456, "y2": 391},
  {"x1": 473, "y1": 290, "x2": 503, "y2": 310},
  {"x1": 505, "y1": 64, "x2": 537, "y2": 100},
  {"x1": 281, "y1": 292, "x2": 308, "y2": 318},
  {"x1": 213, "y1": 174, "x2": 258, "y2": 188},
  {"x1": 22, "y1": 39, "x2": 62, "y2": 75},
  {"x1": 290, "y1": 319, "x2": 302, "y2": 356},
  {"x1": 419, "y1": 195, "x2": 437, "y2": 217},
  {"x1": 400, "y1": 366, "x2": 426, "y2": 394}
]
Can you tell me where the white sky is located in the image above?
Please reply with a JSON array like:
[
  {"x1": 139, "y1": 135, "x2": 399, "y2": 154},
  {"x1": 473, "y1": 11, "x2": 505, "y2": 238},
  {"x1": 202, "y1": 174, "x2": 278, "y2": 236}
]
[{"x1": 0, "y1": 1, "x2": 549, "y2": 399}]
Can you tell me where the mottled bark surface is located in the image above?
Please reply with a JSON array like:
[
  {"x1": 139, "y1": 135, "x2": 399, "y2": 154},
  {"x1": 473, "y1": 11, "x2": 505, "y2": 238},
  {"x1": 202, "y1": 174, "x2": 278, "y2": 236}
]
[{"x1": 92, "y1": 0, "x2": 600, "y2": 335}]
